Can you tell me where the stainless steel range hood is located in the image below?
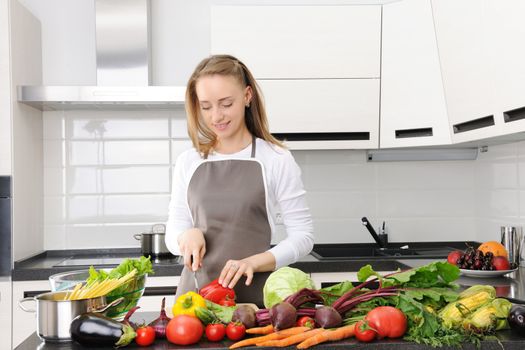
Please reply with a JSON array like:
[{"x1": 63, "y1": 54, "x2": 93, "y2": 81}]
[{"x1": 18, "y1": 0, "x2": 185, "y2": 110}]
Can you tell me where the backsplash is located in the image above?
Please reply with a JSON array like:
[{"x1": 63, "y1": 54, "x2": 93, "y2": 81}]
[{"x1": 43, "y1": 110, "x2": 525, "y2": 250}]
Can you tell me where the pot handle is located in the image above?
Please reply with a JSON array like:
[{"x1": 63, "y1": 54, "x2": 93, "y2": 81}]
[
  {"x1": 133, "y1": 233, "x2": 142, "y2": 241},
  {"x1": 92, "y1": 297, "x2": 125, "y2": 313},
  {"x1": 18, "y1": 297, "x2": 36, "y2": 313}
]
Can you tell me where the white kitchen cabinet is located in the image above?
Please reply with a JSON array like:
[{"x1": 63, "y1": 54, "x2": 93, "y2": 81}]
[
  {"x1": 381, "y1": 0, "x2": 451, "y2": 148},
  {"x1": 259, "y1": 79, "x2": 380, "y2": 149},
  {"x1": 432, "y1": 0, "x2": 500, "y2": 143},
  {"x1": 488, "y1": 0, "x2": 525, "y2": 135},
  {"x1": 0, "y1": 0, "x2": 11, "y2": 175},
  {"x1": 0, "y1": 279, "x2": 12, "y2": 350},
  {"x1": 211, "y1": 5, "x2": 381, "y2": 79},
  {"x1": 12, "y1": 280, "x2": 49, "y2": 347},
  {"x1": 138, "y1": 276, "x2": 179, "y2": 317}
]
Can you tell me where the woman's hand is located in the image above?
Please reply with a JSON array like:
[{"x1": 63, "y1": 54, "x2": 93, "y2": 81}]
[
  {"x1": 218, "y1": 252, "x2": 276, "y2": 289},
  {"x1": 178, "y1": 228, "x2": 206, "y2": 271}
]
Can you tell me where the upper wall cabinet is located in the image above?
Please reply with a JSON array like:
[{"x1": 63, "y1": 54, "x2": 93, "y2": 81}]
[
  {"x1": 211, "y1": 6, "x2": 381, "y2": 79},
  {"x1": 381, "y1": 0, "x2": 451, "y2": 148},
  {"x1": 432, "y1": 0, "x2": 500, "y2": 143},
  {"x1": 211, "y1": 5, "x2": 381, "y2": 149},
  {"x1": 488, "y1": 0, "x2": 525, "y2": 135}
]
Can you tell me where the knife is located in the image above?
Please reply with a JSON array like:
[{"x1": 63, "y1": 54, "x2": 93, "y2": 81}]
[{"x1": 193, "y1": 270, "x2": 200, "y2": 293}]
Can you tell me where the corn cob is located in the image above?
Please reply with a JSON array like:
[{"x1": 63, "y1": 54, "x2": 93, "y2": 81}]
[
  {"x1": 438, "y1": 285, "x2": 496, "y2": 329},
  {"x1": 462, "y1": 298, "x2": 512, "y2": 333}
]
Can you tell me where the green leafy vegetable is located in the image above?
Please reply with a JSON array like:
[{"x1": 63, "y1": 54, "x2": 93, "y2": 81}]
[
  {"x1": 205, "y1": 299, "x2": 235, "y2": 324},
  {"x1": 263, "y1": 267, "x2": 316, "y2": 308}
]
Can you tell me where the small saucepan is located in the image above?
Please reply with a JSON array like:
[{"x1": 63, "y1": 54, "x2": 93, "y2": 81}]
[
  {"x1": 19, "y1": 291, "x2": 123, "y2": 342},
  {"x1": 134, "y1": 223, "x2": 172, "y2": 257}
]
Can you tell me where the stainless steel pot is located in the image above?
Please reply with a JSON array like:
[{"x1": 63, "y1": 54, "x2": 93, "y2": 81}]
[
  {"x1": 19, "y1": 291, "x2": 123, "y2": 342},
  {"x1": 134, "y1": 224, "x2": 171, "y2": 257}
]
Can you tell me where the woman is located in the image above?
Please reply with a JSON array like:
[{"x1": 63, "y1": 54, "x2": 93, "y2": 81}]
[{"x1": 165, "y1": 55, "x2": 314, "y2": 306}]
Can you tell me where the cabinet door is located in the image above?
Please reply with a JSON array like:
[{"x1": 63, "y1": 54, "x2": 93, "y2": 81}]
[
  {"x1": 259, "y1": 79, "x2": 379, "y2": 149},
  {"x1": 488, "y1": 0, "x2": 525, "y2": 134},
  {"x1": 211, "y1": 5, "x2": 381, "y2": 79},
  {"x1": 432, "y1": 0, "x2": 500, "y2": 143},
  {"x1": 0, "y1": 280, "x2": 12, "y2": 350},
  {"x1": 12, "y1": 280, "x2": 50, "y2": 347},
  {"x1": 381, "y1": 0, "x2": 450, "y2": 148}
]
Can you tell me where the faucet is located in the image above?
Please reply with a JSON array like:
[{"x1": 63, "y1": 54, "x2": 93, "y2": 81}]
[{"x1": 361, "y1": 217, "x2": 388, "y2": 248}]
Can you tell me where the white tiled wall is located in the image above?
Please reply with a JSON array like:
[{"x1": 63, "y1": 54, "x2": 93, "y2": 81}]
[{"x1": 43, "y1": 110, "x2": 525, "y2": 249}]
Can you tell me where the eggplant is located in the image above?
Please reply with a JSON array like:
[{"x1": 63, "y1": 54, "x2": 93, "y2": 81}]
[
  {"x1": 508, "y1": 304, "x2": 525, "y2": 337},
  {"x1": 70, "y1": 313, "x2": 136, "y2": 347}
]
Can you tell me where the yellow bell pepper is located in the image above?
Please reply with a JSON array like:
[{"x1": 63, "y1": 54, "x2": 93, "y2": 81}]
[{"x1": 172, "y1": 291, "x2": 206, "y2": 317}]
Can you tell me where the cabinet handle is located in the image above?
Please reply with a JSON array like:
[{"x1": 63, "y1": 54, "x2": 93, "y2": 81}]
[
  {"x1": 504, "y1": 106, "x2": 525, "y2": 123},
  {"x1": 272, "y1": 132, "x2": 370, "y2": 141},
  {"x1": 395, "y1": 127, "x2": 433, "y2": 139},
  {"x1": 453, "y1": 115, "x2": 494, "y2": 134}
]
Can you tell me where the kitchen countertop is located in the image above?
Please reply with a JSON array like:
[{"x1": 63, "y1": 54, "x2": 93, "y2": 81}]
[
  {"x1": 12, "y1": 245, "x2": 525, "y2": 304},
  {"x1": 16, "y1": 312, "x2": 525, "y2": 350}
]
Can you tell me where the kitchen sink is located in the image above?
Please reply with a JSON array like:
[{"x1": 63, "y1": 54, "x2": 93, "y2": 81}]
[{"x1": 311, "y1": 243, "x2": 461, "y2": 260}]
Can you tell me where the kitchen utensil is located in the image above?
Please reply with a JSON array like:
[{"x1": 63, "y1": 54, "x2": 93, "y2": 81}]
[
  {"x1": 501, "y1": 226, "x2": 523, "y2": 267},
  {"x1": 459, "y1": 267, "x2": 518, "y2": 278},
  {"x1": 19, "y1": 291, "x2": 123, "y2": 342},
  {"x1": 134, "y1": 223, "x2": 171, "y2": 257},
  {"x1": 193, "y1": 271, "x2": 200, "y2": 293},
  {"x1": 49, "y1": 269, "x2": 147, "y2": 321}
]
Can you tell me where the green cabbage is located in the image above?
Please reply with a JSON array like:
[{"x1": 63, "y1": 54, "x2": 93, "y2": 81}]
[{"x1": 263, "y1": 267, "x2": 315, "y2": 308}]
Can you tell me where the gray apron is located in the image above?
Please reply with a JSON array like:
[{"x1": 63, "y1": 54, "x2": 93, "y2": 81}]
[{"x1": 175, "y1": 137, "x2": 272, "y2": 307}]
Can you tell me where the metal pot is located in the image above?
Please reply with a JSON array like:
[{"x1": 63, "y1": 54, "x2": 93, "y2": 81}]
[
  {"x1": 134, "y1": 223, "x2": 171, "y2": 257},
  {"x1": 19, "y1": 291, "x2": 123, "y2": 342}
]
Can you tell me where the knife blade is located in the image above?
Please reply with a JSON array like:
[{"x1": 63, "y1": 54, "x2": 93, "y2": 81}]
[{"x1": 193, "y1": 270, "x2": 200, "y2": 293}]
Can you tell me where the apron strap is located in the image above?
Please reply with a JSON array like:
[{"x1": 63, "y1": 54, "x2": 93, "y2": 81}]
[{"x1": 250, "y1": 135, "x2": 256, "y2": 158}]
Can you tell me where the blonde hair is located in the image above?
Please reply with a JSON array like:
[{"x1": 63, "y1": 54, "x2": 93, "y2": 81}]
[{"x1": 185, "y1": 54, "x2": 284, "y2": 157}]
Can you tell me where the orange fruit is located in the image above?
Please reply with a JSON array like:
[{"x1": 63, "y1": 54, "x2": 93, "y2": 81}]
[{"x1": 478, "y1": 241, "x2": 508, "y2": 258}]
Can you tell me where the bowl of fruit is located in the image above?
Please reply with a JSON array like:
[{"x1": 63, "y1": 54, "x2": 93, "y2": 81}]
[{"x1": 447, "y1": 241, "x2": 518, "y2": 278}]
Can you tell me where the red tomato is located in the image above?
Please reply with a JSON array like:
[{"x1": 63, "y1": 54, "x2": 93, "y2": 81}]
[
  {"x1": 225, "y1": 322, "x2": 246, "y2": 341},
  {"x1": 135, "y1": 326, "x2": 156, "y2": 346},
  {"x1": 364, "y1": 306, "x2": 407, "y2": 339},
  {"x1": 296, "y1": 316, "x2": 315, "y2": 329},
  {"x1": 493, "y1": 256, "x2": 510, "y2": 270},
  {"x1": 166, "y1": 315, "x2": 204, "y2": 345},
  {"x1": 354, "y1": 320, "x2": 376, "y2": 343},
  {"x1": 447, "y1": 250, "x2": 463, "y2": 265},
  {"x1": 205, "y1": 323, "x2": 226, "y2": 342}
]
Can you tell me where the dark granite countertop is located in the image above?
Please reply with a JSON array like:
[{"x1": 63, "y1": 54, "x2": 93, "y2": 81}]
[
  {"x1": 12, "y1": 245, "x2": 525, "y2": 304},
  {"x1": 16, "y1": 312, "x2": 525, "y2": 350}
]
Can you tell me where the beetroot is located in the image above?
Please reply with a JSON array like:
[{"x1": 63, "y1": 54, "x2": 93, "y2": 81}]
[
  {"x1": 269, "y1": 302, "x2": 297, "y2": 330},
  {"x1": 314, "y1": 306, "x2": 342, "y2": 328}
]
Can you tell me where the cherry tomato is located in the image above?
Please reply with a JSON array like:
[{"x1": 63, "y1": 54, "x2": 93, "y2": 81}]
[
  {"x1": 205, "y1": 323, "x2": 226, "y2": 342},
  {"x1": 226, "y1": 322, "x2": 246, "y2": 341},
  {"x1": 365, "y1": 306, "x2": 407, "y2": 339},
  {"x1": 354, "y1": 320, "x2": 376, "y2": 342},
  {"x1": 166, "y1": 315, "x2": 204, "y2": 345},
  {"x1": 296, "y1": 316, "x2": 315, "y2": 328},
  {"x1": 135, "y1": 326, "x2": 156, "y2": 346}
]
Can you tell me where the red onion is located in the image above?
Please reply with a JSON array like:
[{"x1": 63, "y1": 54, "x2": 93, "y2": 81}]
[
  {"x1": 148, "y1": 297, "x2": 171, "y2": 338},
  {"x1": 122, "y1": 306, "x2": 140, "y2": 330}
]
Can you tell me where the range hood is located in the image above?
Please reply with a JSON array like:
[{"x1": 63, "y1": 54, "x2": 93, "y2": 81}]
[{"x1": 18, "y1": 0, "x2": 185, "y2": 110}]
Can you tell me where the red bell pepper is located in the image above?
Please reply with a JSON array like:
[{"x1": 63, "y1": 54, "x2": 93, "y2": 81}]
[{"x1": 199, "y1": 278, "x2": 236, "y2": 306}]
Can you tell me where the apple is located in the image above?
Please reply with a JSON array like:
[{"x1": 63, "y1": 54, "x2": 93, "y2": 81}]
[
  {"x1": 492, "y1": 256, "x2": 510, "y2": 271},
  {"x1": 447, "y1": 250, "x2": 464, "y2": 265}
]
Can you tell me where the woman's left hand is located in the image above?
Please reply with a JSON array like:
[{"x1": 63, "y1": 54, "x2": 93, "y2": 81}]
[{"x1": 218, "y1": 259, "x2": 254, "y2": 289}]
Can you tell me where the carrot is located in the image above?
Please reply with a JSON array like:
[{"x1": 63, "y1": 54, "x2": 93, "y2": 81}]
[
  {"x1": 229, "y1": 326, "x2": 310, "y2": 349},
  {"x1": 246, "y1": 324, "x2": 274, "y2": 334},
  {"x1": 257, "y1": 328, "x2": 325, "y2": 347},
  {"x1": 296, "y1": 324, "x2": 356, "y2": 349}
]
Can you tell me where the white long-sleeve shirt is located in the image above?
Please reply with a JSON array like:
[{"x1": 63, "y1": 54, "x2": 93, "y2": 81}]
[{"x1": 165, "y1": 138, "x2": 314, "y2": 269}]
